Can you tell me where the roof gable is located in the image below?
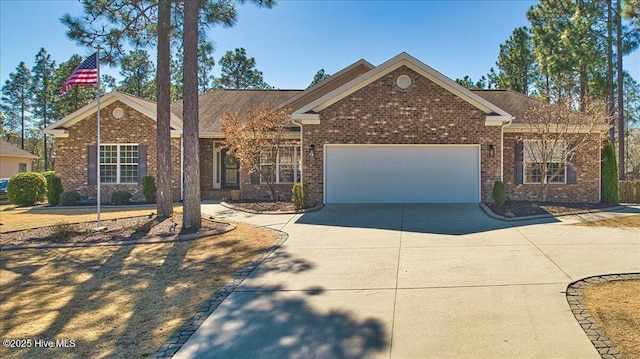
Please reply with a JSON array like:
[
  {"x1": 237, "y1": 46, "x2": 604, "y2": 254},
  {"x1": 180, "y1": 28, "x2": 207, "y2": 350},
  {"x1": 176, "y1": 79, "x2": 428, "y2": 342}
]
[
  {"x1": 278, "y1": 59, "x2": 374, "y2": 112},
  {"x1": 0, "y1": 140, "x2": 38, "y2": 159},
  {"x1": 292, "y1": 52, "x2": 512, "y2": 124},
  {"x1": 43, "y1": 91, "x2": 183, "y2": 137}
]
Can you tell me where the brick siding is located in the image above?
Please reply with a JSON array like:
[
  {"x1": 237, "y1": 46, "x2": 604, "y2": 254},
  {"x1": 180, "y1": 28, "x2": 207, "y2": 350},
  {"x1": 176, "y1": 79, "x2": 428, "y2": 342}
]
[
  {"x1": 302, "y1": 65, "x2": 502, "y2": 204},
  {"x1": 503, "y1": 133, "x2": 601, "y2": 203},
  {"x1": 54, "y1": 101, "x2": 182, "y2": 203}
]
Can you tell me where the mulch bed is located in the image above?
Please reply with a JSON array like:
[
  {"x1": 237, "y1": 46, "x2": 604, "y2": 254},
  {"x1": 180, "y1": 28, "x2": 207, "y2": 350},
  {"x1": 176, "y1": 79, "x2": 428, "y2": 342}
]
[
  {"x1": 0, "y1": 213, "x2": 228, "y2": 247},
  {"x1": 486, "y1": 200, "x2": 618, "y2": 218},
  {"x1": 225, "y1": 200, "x2": 301, "y2": 212}
]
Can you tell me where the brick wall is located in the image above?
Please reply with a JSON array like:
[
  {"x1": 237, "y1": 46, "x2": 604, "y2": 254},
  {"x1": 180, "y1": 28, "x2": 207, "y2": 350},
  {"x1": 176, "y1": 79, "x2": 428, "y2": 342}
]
[
  {"x1": 54, "y1": 101, "x2": 182, "y2": 203},
  {"x1": 503, "y1": 133, "x2": 601, "y2": 203},
  {"x1": 302, "y1": 66, "x2": 502, "y2": 204}
]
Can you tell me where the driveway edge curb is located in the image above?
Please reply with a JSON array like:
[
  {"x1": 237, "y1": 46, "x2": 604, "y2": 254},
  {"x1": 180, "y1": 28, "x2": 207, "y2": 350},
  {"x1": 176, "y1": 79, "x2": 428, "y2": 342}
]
[
  {"x1": 479, "y1": 202, "x2": 628, "y2": 222},
  {"x1": 566, "y1": 273, "x2": 640, "y2": 359},
  {"x1": 152, "y1": 227, "x2": 289, "y2": 358}
]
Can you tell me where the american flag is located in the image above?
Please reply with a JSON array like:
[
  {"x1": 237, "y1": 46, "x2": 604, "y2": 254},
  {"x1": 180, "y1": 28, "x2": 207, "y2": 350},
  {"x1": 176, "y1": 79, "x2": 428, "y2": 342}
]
[{"x1": 59, "y1": 52, "x2": 98, "y2": 97}]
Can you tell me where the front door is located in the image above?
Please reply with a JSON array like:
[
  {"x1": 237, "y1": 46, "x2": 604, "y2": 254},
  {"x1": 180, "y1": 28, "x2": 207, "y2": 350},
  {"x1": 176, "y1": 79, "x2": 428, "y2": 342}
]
[{"x1": 221, "y1": 149, "x2": 240, "y2": 189}]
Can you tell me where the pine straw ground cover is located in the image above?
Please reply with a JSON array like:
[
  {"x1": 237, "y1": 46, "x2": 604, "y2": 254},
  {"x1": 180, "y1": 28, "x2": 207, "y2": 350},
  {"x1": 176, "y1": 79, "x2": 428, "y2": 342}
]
[
  {"x1": 0, "y1": 205, "x2": 277, "y2": 359},
  {"x1": 583, "y1": 280, "x2": 640, "y2": 358}
]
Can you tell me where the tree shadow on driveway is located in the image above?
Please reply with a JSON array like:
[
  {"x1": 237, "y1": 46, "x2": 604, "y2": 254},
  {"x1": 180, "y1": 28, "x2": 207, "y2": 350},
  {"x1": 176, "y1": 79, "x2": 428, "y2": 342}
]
[
  {"x1": 176, "y1": 285, "x2": 389, "y2": 359},
  {"x1": 295, "y1": 204, "x2": 559, "y2": 235}
]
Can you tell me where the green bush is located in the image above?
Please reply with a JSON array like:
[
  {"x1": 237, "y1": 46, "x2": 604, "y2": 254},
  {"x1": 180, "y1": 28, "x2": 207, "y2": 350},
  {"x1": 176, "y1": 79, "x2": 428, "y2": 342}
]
[
  {"x1": 7, "y1": 172, "x2": 47, "y2": 206},
  {"x1": 291, "y1": 183, "x2": 309, "y2": 210},
  {"x1": 491, "y1": 180, "x2": 507, "y2": 207},
  {"x1": 60, "y1": 191, "x2": 82, "y2": 206},
  {"x1": 41, "y1": 170, "x2": 55, "y2": 183},
  {"x1": 142, "y1": 176, "x2": 157, "y2": 203},
  {"x1": 46, "y1": 176, "x2": 64, "y2": 206},
  {"x1": 111, "y1": 191, "x2": 132, "y2": 205},
  {"x1": 601, "y1": 141, "x2": 619, "y2": 203}
]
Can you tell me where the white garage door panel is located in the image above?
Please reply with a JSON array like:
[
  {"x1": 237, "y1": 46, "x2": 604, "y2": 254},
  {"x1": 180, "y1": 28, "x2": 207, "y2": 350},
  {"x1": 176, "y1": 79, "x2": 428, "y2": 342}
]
[{"x1": 325, "y1": 145, "x2": 479, "y2": 203}]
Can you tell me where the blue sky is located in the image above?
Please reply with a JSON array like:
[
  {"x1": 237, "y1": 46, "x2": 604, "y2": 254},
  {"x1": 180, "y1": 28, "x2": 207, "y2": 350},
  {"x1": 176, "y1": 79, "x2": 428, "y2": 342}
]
[{"x1": 1, "y1": 0, "x2": 639, "y2": 90}]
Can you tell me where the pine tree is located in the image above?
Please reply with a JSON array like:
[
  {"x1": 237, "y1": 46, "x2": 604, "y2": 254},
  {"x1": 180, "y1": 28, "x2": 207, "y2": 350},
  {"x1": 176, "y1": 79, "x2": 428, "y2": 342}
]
[
  {"x1": 118, "y1": 49, "x2": 156, "y2": 99},
  {"x1": 496, "y1": 27, "x2": 537, "y2": 95},
  {"x1": 1, "y1": 62, "x2": 32, "y2": 148},
  {"x1": 215, "y1": 48, "x2": 271, "y2": 89},
  {"x1": 31, "y1": 48, "x2": 57, "y2": 171}
]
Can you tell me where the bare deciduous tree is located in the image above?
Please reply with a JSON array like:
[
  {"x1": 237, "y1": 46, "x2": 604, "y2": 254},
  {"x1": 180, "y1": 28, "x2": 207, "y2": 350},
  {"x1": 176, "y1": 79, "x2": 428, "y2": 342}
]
[
  {"x1": 519, "y1": 100, "x2": 610, "y2": 201},
  {"x1": 220, "y1": 104, "x2": 292, "y2": 202}
]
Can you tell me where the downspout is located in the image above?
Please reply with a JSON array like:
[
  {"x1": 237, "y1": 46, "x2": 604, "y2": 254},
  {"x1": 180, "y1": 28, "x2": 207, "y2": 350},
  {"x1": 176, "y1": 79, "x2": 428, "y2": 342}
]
[
  {"x1": 291, "y1": 118, "x2": 304, "y2": 183},
  {"x1": 500, "y1": 118, "x2": 513, "y2": 182}
]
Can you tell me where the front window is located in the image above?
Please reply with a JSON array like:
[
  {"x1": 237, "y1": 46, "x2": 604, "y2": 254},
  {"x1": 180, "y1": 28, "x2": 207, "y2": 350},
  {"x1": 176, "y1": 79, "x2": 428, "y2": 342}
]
[
  {"x1": 523, "y1": 141, "x2": 566, "y2": 184},
  {"x1": 100, "y1": 144, "x2": 139, "y2": 184},
  {"x1": 18, "y1": 163, "x2": 27, "y2": 173},
  {"x1": 260, "y1": 146, "x2": 301, "y2": 184}
]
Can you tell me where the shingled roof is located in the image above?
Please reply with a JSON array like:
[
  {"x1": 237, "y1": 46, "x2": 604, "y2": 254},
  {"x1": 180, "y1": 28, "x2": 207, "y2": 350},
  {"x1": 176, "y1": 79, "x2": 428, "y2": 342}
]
[
  {"x1": 0, "y1": 140, "x2": 38, "y2": 159},
  {"x1": 170, "y1": 89, "x2": 301, "y2": 134},
  {"x1": 471, "y1": 89, "x2": 544, "y2": 123}
]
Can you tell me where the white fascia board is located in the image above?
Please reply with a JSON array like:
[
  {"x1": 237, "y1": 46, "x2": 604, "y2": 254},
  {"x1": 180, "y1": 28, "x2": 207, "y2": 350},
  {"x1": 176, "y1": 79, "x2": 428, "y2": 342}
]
[
  {"x1": 277, "y1": 59, "x2": 375, "y2": 110},
  {"x1": 294, "y1": 52, "x2": 512, "y2": 118},
  {"x1": 44, "y1": 91, "x2": 183, "y2": 132},
  {"x1": 170, "y1": 130, "x2": 182, "y2": 138},
  {"x1": 44, "y1": 92, "x2": 119, "y2": 131},
  {"x1": 485, "y1": 115, "x2": 514, "y2": 126},
  {"x1": 41, "y1": 129, "x2": 69, "y2": 137},
  {"x1": 504, "y1": 123, "x2": 611, "y2": 133},
  {"x1": 291, "y1": 113, "x2": 320, "y2": 124}
]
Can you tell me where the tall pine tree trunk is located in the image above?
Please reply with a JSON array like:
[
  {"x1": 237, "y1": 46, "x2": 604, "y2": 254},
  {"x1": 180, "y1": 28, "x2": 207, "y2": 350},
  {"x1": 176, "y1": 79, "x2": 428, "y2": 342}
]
[
  {"x1": 607, "y1": 0, "x2": 615, "y2": 143},
  {"x1": 156, "y1": 0, "x2": 173, "y2": 217},
  {"x1": 617, "y1": 0, "x2": 625, "y2": 180},
  {"x1": 182, "y1": 0, "x2": 201, "y2": 229}
]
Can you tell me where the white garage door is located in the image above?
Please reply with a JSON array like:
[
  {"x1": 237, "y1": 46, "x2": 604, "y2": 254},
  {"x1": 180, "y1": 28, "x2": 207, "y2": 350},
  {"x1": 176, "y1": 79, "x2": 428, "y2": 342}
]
[{"x1": 324, "y1": 145, "x2": 480, "y2": 203}]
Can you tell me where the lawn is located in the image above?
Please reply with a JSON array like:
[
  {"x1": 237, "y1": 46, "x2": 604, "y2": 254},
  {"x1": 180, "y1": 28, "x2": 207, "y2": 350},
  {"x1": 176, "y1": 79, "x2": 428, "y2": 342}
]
[
  {"x1": 0, "y1": 205, "x2": 277, "y2": 359},
  {"x1": 583, "y1": 280, "x2": 640, "y2": 358}
]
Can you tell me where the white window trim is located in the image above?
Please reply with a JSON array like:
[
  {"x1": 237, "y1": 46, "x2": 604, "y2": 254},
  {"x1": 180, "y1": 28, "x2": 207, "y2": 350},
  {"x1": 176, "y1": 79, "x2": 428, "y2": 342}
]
[
  {"x1": 260, "y1": 145, "x2": 301, "y2": 184},
  {"x1": 100, "y1": 143, "x2": 139, "y2": 184},
  {"x1": 522, "y1": 140, "x2": 567, "y2": 185},
  {"x1": 523, "y1": 162, "x2": 567, "y2": 185}
]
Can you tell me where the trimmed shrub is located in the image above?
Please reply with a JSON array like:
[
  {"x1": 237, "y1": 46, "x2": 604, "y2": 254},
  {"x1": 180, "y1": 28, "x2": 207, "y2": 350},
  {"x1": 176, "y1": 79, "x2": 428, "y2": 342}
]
[
  {"x1": 41, "y1": 170, "x2": 55, "y2": 183},
  {"x1": 142, "y1": 176, "x2": 157, "y2": 203},
  {"x1": 601, "y1": 141, "x2": 619, "y2": 203},
  {"x1": 46, "y1": 176, "x2": 64, "y2": 206},
  {"x1": 111, "y1": 191, "x2": 132, "y2": 205},
  {"x1": 491, "y1": 180, "x2": 507, "y2": 207},
  {"x1": 7, "y1": 172, "x2": 47, "y2": 206},
  {"x1": 60, "y1": 191, "x2": 82, "y2": 206},
  {"x1": 291, "y1": 183, "x2": 309, "y2": 210}
]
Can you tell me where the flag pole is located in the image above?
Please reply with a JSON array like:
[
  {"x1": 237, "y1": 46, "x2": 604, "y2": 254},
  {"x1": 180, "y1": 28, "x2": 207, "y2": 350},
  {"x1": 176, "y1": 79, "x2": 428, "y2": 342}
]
[{"x1": 96, "y1": 46, "x2": 102, "y2": 229}]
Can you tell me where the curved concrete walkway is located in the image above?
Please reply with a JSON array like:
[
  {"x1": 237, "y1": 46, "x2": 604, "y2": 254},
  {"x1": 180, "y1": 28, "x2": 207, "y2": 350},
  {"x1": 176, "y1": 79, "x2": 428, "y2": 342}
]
[{"x1": 171, "y1": 202, "x2": 640, "y2": 359}]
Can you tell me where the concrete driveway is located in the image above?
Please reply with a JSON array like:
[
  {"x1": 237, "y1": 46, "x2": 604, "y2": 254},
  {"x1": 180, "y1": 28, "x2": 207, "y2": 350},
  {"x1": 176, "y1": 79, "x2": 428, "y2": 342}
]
[{"x1": 174, "y1": 203, "x2": 640, "y2": 359}]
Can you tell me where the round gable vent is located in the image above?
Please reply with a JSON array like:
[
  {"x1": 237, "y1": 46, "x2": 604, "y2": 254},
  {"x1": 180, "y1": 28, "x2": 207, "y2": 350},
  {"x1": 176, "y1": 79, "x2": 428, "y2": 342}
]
[
  {"x1": 397, "y1": 75, "x2": 411, "y2": 89},
  {"x1": 112, "y1": 107, "x2": 124, "y2": 119}
]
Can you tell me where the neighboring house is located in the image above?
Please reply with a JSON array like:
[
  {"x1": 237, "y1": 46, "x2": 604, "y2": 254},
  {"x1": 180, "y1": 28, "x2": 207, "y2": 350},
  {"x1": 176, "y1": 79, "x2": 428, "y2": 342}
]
[
  {"x1": 44, "y1": 52, "x2": 605, "y2": 204},
  {"x1": 0, "y1": 140, "x2": 38, "y2": 178}
]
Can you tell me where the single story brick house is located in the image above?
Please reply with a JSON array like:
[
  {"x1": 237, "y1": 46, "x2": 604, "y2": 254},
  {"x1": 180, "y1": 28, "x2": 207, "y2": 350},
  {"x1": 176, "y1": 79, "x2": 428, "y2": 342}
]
[{"x1": 44, "y1": 52, "x2": 605, "y2": 204}]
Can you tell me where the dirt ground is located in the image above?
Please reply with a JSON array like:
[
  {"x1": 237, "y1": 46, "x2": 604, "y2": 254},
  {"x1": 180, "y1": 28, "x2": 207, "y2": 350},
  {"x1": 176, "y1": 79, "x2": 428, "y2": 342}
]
[
  {"x1": 583, "y1": 280, "x2": 640, "y2": 358},
  {"x1": 0, "y1": 223, "x2": 276, "y2": 359},
  {"x1": 0, "y1": 204, "x2": 178, "y2": 232}
]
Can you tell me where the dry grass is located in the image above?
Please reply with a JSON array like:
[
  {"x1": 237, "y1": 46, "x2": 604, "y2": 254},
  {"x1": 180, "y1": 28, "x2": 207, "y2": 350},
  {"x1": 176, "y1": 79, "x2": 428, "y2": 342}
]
[
  {"x1": 573, "y1": 214, "x2": 640, "y2": 227},
  {"x1": 0, "y1": 224, "x2": 276, "y2": 358},
  {"x1": 0, "y1": 204, "x2": 184, "y2": 233},
  {"x1": 583, "y1": 280, "x2": 640, "y2": 358}
]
